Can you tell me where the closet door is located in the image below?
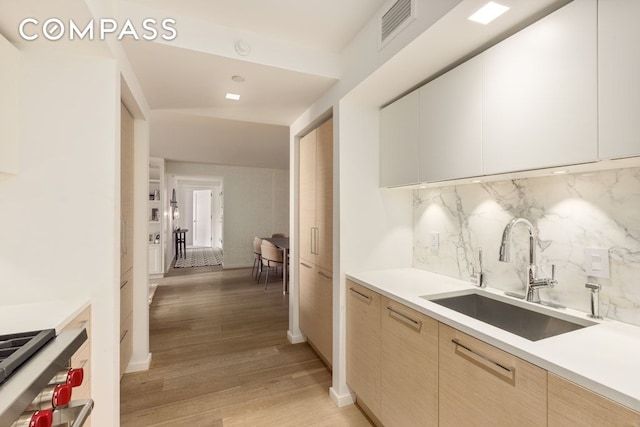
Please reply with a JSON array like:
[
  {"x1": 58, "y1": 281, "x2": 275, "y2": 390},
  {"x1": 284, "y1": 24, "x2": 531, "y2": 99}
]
[
  {"x1": 298, "y1": 130, "x2": 316, "y2": 263},
  {"x1": 315, "y1": 118, "x2": 333, "y2": 272}
]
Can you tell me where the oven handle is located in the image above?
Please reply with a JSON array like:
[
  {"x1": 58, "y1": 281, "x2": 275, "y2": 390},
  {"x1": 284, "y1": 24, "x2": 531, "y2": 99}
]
[{"x1": 52, "y1": 399, "x2": 94, "y2": 427}]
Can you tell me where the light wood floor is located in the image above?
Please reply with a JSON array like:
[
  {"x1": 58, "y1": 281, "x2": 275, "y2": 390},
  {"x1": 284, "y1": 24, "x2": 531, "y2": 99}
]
[{"x1": 120, "y1": 267, "x2": 372, "y2": 426}]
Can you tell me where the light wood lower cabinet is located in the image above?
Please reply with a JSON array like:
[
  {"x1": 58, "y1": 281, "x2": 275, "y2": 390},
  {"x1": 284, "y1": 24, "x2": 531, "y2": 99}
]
[
  {"x1": 120, "y1": 312, "x2": 133, "y2": 378},
  {"x1": 548, "y1": 373, "x2": 640, "y2": 426},
  {"x1": 381, "y1": 298, "x2": 438, "y2": 426},
  {"x1": 346, "y1": 280, "x2": 381, "y2": 418},
  {"x1": 439, "y1": 324, "x2": 547, "y2": 426},
  {"x1": 299, "y1": 260, "x2": 333, "y2": 366}
]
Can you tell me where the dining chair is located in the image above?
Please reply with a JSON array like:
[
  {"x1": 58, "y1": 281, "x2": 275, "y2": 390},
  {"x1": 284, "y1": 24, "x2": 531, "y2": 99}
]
[
  {"x1": 252, "y1": 237, "x2": 262, "y2": 282},
  {"x1": 260, "y1": 240, "x2": 284, "y2": 290}
]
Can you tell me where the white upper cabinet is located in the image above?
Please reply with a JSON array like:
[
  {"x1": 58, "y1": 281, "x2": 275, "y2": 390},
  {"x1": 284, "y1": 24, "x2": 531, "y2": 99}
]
[
  {"x1": 598, "y1": 0, "x2": 640, "y2": 160},
  {"x1": 0, "y1": 35, "x2": 20, "y2": 175},
  {"x1": 482, "y1": 0, "x2": 598, "y2": 175},
  {"x1": 379, "y1": 90, "x2": 420, "y2": 187},
  {"x1": 419, "y1": 55, "x2": 482, "y2": 182}
]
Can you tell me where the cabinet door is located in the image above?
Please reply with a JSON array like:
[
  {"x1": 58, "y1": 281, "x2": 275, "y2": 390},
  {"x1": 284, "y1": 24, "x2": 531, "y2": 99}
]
[
  {"x1": 299, "y1": 130, "x2": 316, "y2": 263},
  {"x1": 0, "y1": 35, "x2": 19, "y2": 174},
  {"x1": 148, "y1": 245, "x2": 162, "y2": 274},
  {"x1": 120, "y1": 103, "x2": 135, "y2": 274},
  {"x1": 313, "y1": 266, "x2": 333, "y2": 366},
  {"x1": 419, "y1": 55, "x2": 482, "y2": 182},
  {"x1": 548, "y1": 373, "x2": 640, "y2": 427},
  {"x1": 439, "y1": 324, "x2": 547, "y2": 427},
  {"x1": 482, "y1": 0, "x2": 597, "y2": 174},
  {"x1": 298, "y1": 261, "x2": 316, "y2": 348},
  {"x1": 120, "y1": 312, "x2": 133, "y2": 378},
  {"x1": 379, "y1": 90, "x2": 420, "y2": 187},
  {"x1": 315, "y1": 118, "x2": 333, "y2": 271},
  {"x1": 381, "y1": 298, "x2": 438, "y2": 426},
  {"x1": 598, "y1": 0, "x2": 640, "y2": 160},
  {"x1": 346, "y1": 280, "x2": 381, "y2": 417}
]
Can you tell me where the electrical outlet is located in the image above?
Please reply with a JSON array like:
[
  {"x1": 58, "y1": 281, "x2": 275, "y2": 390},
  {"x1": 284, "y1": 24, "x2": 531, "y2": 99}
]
[
  {"x1": 429, "y1": 232, "x2": 439, "y2": 251},
  {"x1": 584, "y1": 248, "x2": 610, "y2": 279}
]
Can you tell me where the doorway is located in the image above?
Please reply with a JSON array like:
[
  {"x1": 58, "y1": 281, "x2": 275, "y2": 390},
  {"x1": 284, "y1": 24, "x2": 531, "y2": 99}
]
[{"x1": 193, "y1": 189, "x2": 212, "y2": 248}]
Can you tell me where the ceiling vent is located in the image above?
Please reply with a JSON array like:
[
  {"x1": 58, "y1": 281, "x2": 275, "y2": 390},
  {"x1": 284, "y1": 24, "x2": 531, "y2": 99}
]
[{"x1": 379, "y1": 0, "x2": 416, "y2": 49}]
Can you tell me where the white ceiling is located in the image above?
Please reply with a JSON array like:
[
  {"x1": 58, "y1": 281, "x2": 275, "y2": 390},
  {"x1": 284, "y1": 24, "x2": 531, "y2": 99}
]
[{"x1": 120, "y1": 0, "x2": 389, "y2": 170}]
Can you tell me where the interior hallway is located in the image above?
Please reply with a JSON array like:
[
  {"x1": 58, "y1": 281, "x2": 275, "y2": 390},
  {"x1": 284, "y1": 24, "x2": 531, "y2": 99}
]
[{"x1": 120, "y1": 267, "x2": 371, "y2": 426}]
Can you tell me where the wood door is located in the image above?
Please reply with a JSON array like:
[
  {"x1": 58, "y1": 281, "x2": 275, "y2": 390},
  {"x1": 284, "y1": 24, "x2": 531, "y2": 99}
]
[
  {"x1": 381, "y1": 298, "x2": 438, "y2": 426},
  {"x1": 298, "y1": 260, "x2": 316, "y2": 346},
  {"x1": 312, "y1": 266, "x2": 333, "y2": 366},
  {"x1": 120, "y1": 103, "x2": 135, "y2": 275},
  {"x1": 439, "y1": 324, "x2": 547, "y2": 427},
  {"x1": 548, "y1": 373, "x2": 640, "y2": 426},
  {"x1": 346, "y1": 280, "x2": 381, "y2": 418},
  {"x1": 314, "y1": 118, "x2": 333, "y2": 271},
  {"x1": 298, "y1": 130, "x2": 316, "y2": 263}
]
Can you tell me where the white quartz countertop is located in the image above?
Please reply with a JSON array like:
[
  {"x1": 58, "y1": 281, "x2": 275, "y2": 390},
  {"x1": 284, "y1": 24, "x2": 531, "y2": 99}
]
[
  {"x1": 0, "y1": 298, "x2": 90, "y2": 335},
  {"x1": 346, "y1": 268, "x2": 640, "y2": 412}
]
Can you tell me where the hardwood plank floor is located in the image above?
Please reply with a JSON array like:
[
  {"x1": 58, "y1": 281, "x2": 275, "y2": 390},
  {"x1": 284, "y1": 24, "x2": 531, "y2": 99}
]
[{"x1": 121, "y1": 267, "x2": 372, "y2": 426}]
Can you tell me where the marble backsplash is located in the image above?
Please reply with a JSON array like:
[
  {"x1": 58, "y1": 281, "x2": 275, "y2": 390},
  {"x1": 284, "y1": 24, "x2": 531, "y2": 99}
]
[{"x1": 413, "y1": 167, "x2": 640, "y2": 326}]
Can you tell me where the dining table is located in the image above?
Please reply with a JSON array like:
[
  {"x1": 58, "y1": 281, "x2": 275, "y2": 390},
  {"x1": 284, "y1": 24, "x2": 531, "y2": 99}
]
[{"x1": 263, "y1": 237, "x2": 289, "y2": 295}]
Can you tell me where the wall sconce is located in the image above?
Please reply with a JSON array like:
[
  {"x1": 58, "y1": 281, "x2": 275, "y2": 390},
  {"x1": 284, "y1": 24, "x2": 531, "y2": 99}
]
[{"x1": 170, "y1": 188, "x2": 180, "y2": 220}]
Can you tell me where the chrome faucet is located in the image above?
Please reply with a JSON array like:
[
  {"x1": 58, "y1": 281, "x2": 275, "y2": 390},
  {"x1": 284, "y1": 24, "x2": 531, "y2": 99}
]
[{"x1": 498, "y1": 217, "x2": 557, "y2": 303}]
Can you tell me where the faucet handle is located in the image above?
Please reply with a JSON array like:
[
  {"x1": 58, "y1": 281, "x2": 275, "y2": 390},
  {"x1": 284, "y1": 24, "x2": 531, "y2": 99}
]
[
  {"x1": 585, "y1": 282, "x2": 601, "y2": 292},
  {"x1": 550, "y1": 264, "x2": 557, "y2": 285}
]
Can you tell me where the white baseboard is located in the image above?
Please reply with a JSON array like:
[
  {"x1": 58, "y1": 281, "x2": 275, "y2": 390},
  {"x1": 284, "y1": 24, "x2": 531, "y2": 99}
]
[
  {"x1": 125, "y1": 352, "x2": 152, "y2": 373},
  {"x1": 287, "y1": 329, "x2": 306, "y2": 344},
  {"x1": 330, "y1": 387, "x2": 355, "y2": 407}
]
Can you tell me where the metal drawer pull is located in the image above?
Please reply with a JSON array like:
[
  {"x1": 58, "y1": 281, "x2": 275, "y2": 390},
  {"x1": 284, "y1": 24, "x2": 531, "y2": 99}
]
[
  {"x1": 120, "y1": 280, "x2": 128, "y2": 289},
  {"x1": 120, "y1": 329, "x2": 129, "y2": 343},
  {"x1": 300, "y1": 262, "x2": 313, "y2": 269},
  {"x1": 349, "y1": 287, "x2": 372, "y2": 303},
  {"x1": 318, "y1": 271, "x2": 332, "y2": 280},
  {"x1": 387, "y1": 306, "x2": 422, "y2": 330},
  {"x1": 452, "y1": 339, "x2": 515, "y2": 381}
]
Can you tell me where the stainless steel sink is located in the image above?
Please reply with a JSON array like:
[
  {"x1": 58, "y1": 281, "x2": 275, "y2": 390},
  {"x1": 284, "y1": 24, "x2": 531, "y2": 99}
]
[{"x1": 425, "y1": 292, "x2": 593, "y2": 341}]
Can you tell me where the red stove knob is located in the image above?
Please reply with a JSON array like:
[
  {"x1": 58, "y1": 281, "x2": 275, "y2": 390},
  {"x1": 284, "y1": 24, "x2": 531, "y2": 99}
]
[
  {"x1": 49, "y1": 367, "x2": 83, "y2": 387},
  {"x1": 29, "y1": 409, "x2": 52, "y2": 427},
  {"x1": 51, "y1": 383, "x2": 72, "y2": 407},
  {"x1": 66, "y1": 368, "x2": 84, "y2": 387},
  {"x1": 11, "y1": 409, "x2": 53, "y2": 427}
]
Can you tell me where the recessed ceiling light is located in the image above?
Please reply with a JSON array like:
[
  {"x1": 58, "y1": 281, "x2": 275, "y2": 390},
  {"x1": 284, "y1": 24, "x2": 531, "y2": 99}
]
[
  {"x1": 234, "y1": 40, "x2": 251, "y2": 56},
  {"x1": 553, "y1": 170, "x2": 568, "y2": 175},
  {"x1": 231, "y1": 75, "x2": 245, "y2": 83},
  {"x1": 471, "y1": 179, "x2": 482, "y2": 184},
  {"x1": 468, "y1": 2, "x2": 509, "y2": 25},
  {"x1": 225, "y1": 93, "x2": 240, "y2": 101}
]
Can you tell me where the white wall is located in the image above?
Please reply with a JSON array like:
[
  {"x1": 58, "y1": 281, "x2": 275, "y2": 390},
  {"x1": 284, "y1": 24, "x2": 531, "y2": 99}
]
[
  {"x1": 166, "y1": 161, "x2": 289, "y2": 268},
  {"x1": 0, "y1": 48, "x2": 120, "y2": 425}
]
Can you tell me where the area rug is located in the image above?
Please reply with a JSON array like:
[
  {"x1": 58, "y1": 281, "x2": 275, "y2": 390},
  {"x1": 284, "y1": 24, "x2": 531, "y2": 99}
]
[{"x1": 174, "y1": 248, "x2": 223, "y2": 268}]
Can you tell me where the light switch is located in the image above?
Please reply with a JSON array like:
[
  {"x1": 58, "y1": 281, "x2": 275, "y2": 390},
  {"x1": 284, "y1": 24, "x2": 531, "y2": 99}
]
[
  {"x1": 429, "y1": 232, "x2": 439, "y2": 251},
  {"x1": 584, "y1": 248, "x2": 610, "y2": 279}
]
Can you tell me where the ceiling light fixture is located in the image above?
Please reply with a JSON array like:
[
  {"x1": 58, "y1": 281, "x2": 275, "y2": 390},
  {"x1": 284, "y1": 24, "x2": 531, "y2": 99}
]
[
  {"x1": 471, "y1": 179, "x2": 482, "y2": 184},
  {"x1": 225, "y1": 93, "x2": 241, "y2": 101},
  {"x1": 231, "y1": 75, "x2": 245, "y2": 83},
  {"x1": 468, "y1": 2, "x2": 510, "y2": 25},
  {"x1": 553, "y1": 170, "x2": 568, "y2": 175}
]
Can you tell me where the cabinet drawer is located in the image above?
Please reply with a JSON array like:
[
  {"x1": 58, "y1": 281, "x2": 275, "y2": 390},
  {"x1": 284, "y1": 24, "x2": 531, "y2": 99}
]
[
  {"x1": 120, "y1": 268, "x2": 134, "y2": 324},
  {"x1": 439, "y1": 324, "x2": 547, "y2": 426},
  {"x1": 120, "y1": 312, "x2": 133, "y2": 378},
  {"x1": 549, "y1": 373, "x2": 640, "y2": 426}
]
